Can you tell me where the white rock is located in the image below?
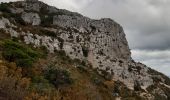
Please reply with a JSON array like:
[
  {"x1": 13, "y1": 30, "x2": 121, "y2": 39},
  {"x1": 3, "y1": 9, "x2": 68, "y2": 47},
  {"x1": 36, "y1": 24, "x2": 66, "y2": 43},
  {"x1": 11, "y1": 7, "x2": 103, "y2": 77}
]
[
  {"x1": 21, "y1": 12, "x2": 41, "y2": 25},
  {"x1": 10, "y1": 8, "x2": 24, "y2": 14},
  {"x1": 0, "y1": 17, "x2": 10, "y2": 28},
  {"x1": 9, "y1": 28, "x2": 19, "y2": 38}
]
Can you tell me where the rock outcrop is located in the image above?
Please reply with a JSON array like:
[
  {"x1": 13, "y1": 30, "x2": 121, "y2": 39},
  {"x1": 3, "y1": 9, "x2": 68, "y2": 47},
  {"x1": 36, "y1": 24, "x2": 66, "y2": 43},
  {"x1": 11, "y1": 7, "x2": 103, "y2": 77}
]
[
  {"x1": 0, "y1": 0, "x2": 170, "y2": 99},
  {"x1": 21, "y1": 12, "x2": 41, "y2": 25}
]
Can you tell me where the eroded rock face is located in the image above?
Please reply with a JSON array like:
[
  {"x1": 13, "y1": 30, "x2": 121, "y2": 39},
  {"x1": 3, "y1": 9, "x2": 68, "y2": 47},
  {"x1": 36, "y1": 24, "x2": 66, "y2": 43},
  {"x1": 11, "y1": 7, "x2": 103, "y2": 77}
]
[
  {"x1": 0, "y1": 17, "x2": 16, "y2": 29},
  {"x1": 21, "y1": 12, "x2": 41, "y2": 25},
  {"x1": 53, "y1": 15, "x2": 131, "y2": 60},
  {"x1": 0, "y1": 17, "x2": 10, "y2": 28},
  {"x1": 0, "y1": 0, "x2": 170, "y2": 99},
  {"x1": 0, "y1": 16, "x2": 152, "y2": 90},
  {"x1": 23, "y1": 0, "x2": 41, "y2": 12},
  {"x1": 10, "y1": 8, "x2": 24, "y2": 14}
]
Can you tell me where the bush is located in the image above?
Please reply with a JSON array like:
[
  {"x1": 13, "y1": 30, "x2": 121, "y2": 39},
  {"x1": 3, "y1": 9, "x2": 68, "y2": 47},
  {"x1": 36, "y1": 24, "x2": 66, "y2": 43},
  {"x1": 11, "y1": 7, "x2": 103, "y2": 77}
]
[
  {"x1": 40, "y1": 29, "x2": 56, "y2": 37},
  {"x1": 12, "y1": 14, "x2": 26, "y2": 25},
  {"x1": 134, "y1": 80, "x2": 142, "y2": 91},
  {"x1": 40, "y1": 15, "x2": 53, "y2": 27},
  {"x1": 77, "y1": 65, "x2": 87, "y2": 73},
  {"x1": 57, "y1": 37, "x2": 64, "y2": 49},
  {"x1": 0, "y1": 3, "x2": 10, "y2": 13},
  {"x1": 0, "y1": 62, "x2": 30, "y2": 100},
  {"x1": 44, "y1": 67, "x2": 73, "y2": 88},
  {"x1": 91, "y1": 76, "x2": 102, "y2": 85},
  {"x1": 82, "y1": 47, "x2": 89, "y2": 57},
  {"x1": 31, "y1": 76, "x2": 53, "y2": 92},
  {"x1": 1, "y1": 40, "x2": 40, "y2": 67},
  {"x1": 56, "y1": 50, "x2": 70, "y2": 61}
]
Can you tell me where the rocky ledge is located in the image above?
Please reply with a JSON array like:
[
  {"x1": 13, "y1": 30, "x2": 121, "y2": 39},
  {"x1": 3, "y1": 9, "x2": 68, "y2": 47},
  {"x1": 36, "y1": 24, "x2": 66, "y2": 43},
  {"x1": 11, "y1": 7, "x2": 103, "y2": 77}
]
[{"x1": 0, "y1": 0, "x2": 170, "y2": 99}]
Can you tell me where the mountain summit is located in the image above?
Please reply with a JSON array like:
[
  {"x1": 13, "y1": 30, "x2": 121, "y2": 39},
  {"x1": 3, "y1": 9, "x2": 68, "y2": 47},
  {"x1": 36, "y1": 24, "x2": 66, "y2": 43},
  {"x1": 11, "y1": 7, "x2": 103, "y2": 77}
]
[{"x1": 0, "y1": 0, "x2": 170, "y2": 99}]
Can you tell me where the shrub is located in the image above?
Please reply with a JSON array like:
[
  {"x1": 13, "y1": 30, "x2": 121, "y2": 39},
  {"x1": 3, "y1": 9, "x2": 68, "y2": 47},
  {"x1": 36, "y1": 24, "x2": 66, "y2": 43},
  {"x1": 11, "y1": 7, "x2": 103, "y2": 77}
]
[
  {"x1": 44, "y1": 67, "x2": 73, "y2": 88},
  {"x1": 56, "y1": 50, "x2": 67, "y2": 58},
  {"x1": 40, "y1": 29, "x2": 56, "y2": 37},
  {"x1": 77, "y1": 65, "x2": 87, "y2": 73},
  {"x1": 31, "y1": 76, "x2": 53, "y2": 92},
  {"x1": 82, "y1": 47, "x2": 89, "y2": 57},
  {"x1": 57, "y1": 37, "x2": 64, "y2": 49},
  {"x1": 0, "y1": 3, "x2": 10, "y2": 13},
  {"x1": 12, "y1": 14, "x2": 26, "y2": 25},
  {"x1": 91, "y1": 76, "x2": 102, "y2": 85},
  {"x1": 40, "y1": 15, "x2": 53, "y2": 27},
  {"x1": 1, "y1": 40, "x2": 40, "y2": 67},
  {"x1": 0, "y1": 29, "x2": 9, "y2": 40},
  {"x1": 0, "y1": 62, "x2": 30, "y2": 100},
  {"x1": 134, "y1": 80, "x2": 142, "y2": 91},
  {"x1": 75, "y1": 60, "x2": 87, "y2": 70}
]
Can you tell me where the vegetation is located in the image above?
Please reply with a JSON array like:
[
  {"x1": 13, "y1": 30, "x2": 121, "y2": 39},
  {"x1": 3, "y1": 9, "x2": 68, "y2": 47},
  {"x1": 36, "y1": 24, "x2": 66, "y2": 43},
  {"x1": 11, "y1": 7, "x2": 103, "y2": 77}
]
[
  {"x1": 82, "y1": 47, "x2": 89, "y2": 57},
  {"x1": 0, "y1": 62, "x2": 30, "y2": 100},
  {"x1": 11, "y1": 14, "x2": 26, "y2": 25},
  {"x1": 0, "y1": 1, "x2": 169, "y2": 99},
  {"x1": 0, "y1": 3, "x2": 10, "y2": 13},
  {"x1": 30, "y1": 75, "x2": 54, "y2": 92},
  {"x1": 44, "y1": 67, "x2": 73, "y2": 88},
  {"x1": 1, "y1": 40, "x2": 41, "y2": 67},
  {"x1": 40, "y1": 15, "x2": 53, "y2": 27},
  {"x1": 40, "y1": 29, "x2": 57, "y2": 37},
  {"x1": 91, "y1": 74, "x2": 103, "y2": 85},
  {"x1": 0, "y1": 38, "x2": 165, "y2": 99}
]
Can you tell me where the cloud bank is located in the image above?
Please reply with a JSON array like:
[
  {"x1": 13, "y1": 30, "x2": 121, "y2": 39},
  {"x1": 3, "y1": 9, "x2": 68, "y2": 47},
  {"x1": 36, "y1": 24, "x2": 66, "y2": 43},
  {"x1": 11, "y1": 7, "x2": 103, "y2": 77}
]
[{"x1": 132, "y1": 50, "x2": 170, "y2": 76}]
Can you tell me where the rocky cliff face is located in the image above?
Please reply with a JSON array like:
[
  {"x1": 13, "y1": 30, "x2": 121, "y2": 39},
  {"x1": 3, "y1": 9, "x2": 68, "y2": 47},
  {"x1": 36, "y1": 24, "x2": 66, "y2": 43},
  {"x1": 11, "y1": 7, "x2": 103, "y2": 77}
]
[{"x1": 0, "y1": 0, "x2": 170, "y2": 99}]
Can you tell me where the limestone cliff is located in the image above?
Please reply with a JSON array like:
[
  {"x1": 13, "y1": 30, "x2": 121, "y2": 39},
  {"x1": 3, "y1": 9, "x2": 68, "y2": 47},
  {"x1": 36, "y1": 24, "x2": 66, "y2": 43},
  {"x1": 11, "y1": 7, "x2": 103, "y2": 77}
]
[{"x1": 0, "y1": 0, "x2": 170, "y2": 99}]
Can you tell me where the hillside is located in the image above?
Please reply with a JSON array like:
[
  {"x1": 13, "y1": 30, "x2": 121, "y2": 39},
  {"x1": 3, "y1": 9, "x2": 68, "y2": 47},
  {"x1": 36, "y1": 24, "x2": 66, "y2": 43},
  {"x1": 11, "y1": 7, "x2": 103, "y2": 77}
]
[{"x1": 0, "y1": 0, "x2": 170, "y2": 100}]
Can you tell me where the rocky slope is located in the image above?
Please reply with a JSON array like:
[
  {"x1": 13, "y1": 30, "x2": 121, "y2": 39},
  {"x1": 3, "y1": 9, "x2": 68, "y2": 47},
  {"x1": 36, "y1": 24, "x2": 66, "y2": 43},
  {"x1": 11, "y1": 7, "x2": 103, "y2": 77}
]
[{"x1": 0, "y1": 0, "x2": 170, "y2": 99}]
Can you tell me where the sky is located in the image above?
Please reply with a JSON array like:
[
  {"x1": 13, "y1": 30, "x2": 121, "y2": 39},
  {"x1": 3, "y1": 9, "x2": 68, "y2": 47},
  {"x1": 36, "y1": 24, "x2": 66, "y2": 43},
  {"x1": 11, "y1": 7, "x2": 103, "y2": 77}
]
[{"x1": 1, "y1": 0, "x2": 170, "y2": 76}]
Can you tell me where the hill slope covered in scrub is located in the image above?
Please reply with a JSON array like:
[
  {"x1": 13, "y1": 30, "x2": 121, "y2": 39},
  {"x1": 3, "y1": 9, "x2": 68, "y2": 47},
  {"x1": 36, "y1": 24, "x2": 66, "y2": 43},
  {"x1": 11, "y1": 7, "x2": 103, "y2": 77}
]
[{"x1": 0, "y1": 0, "x2": 170, "y2": 100}]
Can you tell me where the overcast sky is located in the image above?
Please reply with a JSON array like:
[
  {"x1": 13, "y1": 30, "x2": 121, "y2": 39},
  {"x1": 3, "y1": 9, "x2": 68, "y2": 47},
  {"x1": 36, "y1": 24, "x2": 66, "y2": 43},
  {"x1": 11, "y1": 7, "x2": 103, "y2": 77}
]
[{"x1": 1, "y1": 0, "x2": 170, "y2": 76}]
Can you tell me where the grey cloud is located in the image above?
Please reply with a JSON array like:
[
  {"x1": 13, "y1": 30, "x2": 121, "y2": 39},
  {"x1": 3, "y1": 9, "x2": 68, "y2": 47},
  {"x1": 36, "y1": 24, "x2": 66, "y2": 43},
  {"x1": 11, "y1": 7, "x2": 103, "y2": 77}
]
[
  {"x1": 132, "y1": 49, "x2": 170, "y2": 76},
  {"x1": 76, "y1": 0, "x2": 170, "y2": 50},
  {"x1": 126, "y1": 30, "x2": 170, "y2": 50},
  {"x1": 0, "y1": 0, "x2": 18, "y2": 3}
]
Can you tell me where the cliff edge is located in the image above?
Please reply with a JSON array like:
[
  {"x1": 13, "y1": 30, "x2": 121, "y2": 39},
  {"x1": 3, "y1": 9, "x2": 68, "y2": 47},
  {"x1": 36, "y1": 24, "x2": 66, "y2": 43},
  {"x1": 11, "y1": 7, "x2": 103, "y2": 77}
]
[{"x1": 0, "y1": 0, "x2": 170, "y2": 99}]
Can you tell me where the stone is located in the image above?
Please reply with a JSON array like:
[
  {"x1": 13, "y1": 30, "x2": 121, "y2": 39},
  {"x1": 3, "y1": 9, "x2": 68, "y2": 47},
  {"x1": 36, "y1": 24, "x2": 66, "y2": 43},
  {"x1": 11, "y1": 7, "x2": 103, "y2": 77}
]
[
  {"x1": 21, "y1": 12, "x2": 41, "y2": 25},
  {"x1": 23, "y1": 0, "x2": 41, "y2": 12},
  {"x1": 9, "y1": 28, "x2": 19, "y2": 38},
  {"x1": 0, "y1": 19, "x2": 6, "y2": 29},
  {"x1": 0, "y1": 4, "x2": 156, "y2": 91},
  {"x1": 0, "y1": 17, "x2": 10, "y2": 28},
  {"x1": 10, "y1": 8, "x2": 24, "y2": 14},
  {"x1": 1, "y1": 0, "x2": 170, "y2": 99}
]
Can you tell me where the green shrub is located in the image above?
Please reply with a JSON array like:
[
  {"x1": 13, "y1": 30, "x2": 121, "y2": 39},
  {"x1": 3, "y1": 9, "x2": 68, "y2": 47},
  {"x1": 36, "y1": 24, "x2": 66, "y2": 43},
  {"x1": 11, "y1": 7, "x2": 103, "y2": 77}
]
[
  {"x1": 44, "y1": 68, "x2": 73, "y2": 88},
  {"x1": 40, "y1": 29, "x2": 56, "y2": 37},
  {"x1": 134, "y1": 80, "x2": 142, "y2": 91},
  {"x1": 40, "y1": 15, "x2": 53, "y2": 27},
  {"x1": 77, "y1": 65, "x2": 87, "y2": 73},
  {"x1": 1, "y1": 40, "x2": 40, "y2": 67},
  {"x1": 91, "y1": 76, "x2": 102, "y2": 85},
  {"x1": 82, "y1": 47, "x2": 89, "y2": 57},
  {"x1": 31, "y1": 76, "x2": 53, "y2": 92},
  {"x1": 0, "y1": 3, "x2": 10, "y2": 13},
  {"x1": 57, "y1": 37, "x2": 64, "y2": 49},
  {"x1": 12, "y1": 14, "x2": 26, "y2": 25}
]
